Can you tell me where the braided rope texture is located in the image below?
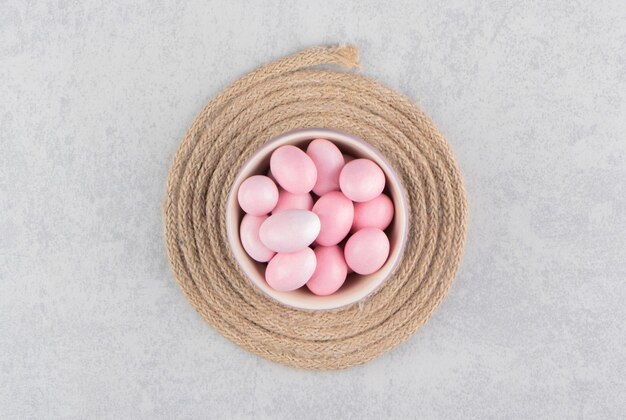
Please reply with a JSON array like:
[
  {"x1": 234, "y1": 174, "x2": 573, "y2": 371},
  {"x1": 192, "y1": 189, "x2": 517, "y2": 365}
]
[{"x1": 164, "y1": 45, "x2": 468, "y2": 370}]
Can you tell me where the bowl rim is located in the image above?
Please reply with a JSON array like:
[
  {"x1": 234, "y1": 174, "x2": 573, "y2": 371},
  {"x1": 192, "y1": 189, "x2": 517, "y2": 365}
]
[{"x1": 225, "y1": 128, "x2": 409, "y2": 311}]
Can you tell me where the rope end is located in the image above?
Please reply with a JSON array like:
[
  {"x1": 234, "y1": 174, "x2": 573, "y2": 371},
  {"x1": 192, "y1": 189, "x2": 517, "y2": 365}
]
[{"x1": 333, "y1": 44, "x2": 361, "y2": 69}]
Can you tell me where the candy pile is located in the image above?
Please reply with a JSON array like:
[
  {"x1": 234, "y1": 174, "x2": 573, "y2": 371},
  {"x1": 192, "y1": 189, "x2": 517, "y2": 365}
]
[{"x1": 237, "y1": 139, "x2": 394, "y2": 296}]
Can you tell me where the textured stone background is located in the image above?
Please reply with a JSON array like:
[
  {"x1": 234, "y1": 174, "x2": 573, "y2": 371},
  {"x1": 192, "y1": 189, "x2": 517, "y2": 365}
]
[{"x1": 1, "y1": 1, "x2": 625, "y2": 419}]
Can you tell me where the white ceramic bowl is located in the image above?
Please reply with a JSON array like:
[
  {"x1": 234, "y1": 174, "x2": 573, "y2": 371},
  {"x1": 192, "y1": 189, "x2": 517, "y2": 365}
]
[{"x1": 226, "y1": 128, "x2": 408, "y2": 311}]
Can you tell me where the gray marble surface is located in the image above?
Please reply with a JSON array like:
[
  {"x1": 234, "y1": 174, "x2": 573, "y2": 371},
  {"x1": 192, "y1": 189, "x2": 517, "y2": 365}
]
[{"x1": 2, "y1": 1, "x2": 625, "y2": 419}]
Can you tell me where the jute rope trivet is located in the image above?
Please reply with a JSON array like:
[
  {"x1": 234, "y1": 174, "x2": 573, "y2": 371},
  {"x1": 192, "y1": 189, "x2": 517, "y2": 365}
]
[{"x1": 164, "y1": 45, "x2": 468, "y2": 370}]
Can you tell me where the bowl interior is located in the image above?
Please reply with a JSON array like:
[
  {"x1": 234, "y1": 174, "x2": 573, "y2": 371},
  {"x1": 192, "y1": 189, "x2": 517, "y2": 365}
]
[{"x1": 225, "y1": 128, "x2": 408, "y2": 311}]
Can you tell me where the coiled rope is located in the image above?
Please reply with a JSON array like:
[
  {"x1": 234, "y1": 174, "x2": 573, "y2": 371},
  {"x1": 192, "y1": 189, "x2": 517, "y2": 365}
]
[{"x1": 164, "y1": 45, "x2": 468, "y2": 370}]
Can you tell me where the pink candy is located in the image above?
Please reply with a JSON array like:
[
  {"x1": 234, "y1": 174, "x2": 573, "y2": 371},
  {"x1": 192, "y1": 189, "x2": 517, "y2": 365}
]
[
  {"x1": 239, "y1": 214, "x2": 275, "y2": 262},
  {"x1": 352, "y1": 193, "x2": 394, "y2": 232},
  {"x1": 272, "y1": 188, "x2": 314, "y2": 214},
  {"x1": 270, "y1": 145, "x2": 317, "y2": 194},
  {"x1": 339, "y1": 159, "x2": 385, "y2": 202},
  {"x1": 344, "y1": 228, "x2": 390, "y2": 275},
  {"x1": 237, "y1": 138, "x2": 395, "y2": 295},
  {"x1": 312, "y1": 191, "x2": 353, "y2": 246},
  {"x1": 307, "y1": 139, "x2": 344, "y2": 196},
  {"x1": 307, "y1": 246, "x2": 347, "y2": 296},
  {"x1": 266, "y1": 247, "x2": 316, "y2": 291},
  {"x1": 258, "y1": 209, "x2": 320, "y2": 253},
  {"x1": 237, "y1": 175, "x2": 278, "y2": 215}
]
